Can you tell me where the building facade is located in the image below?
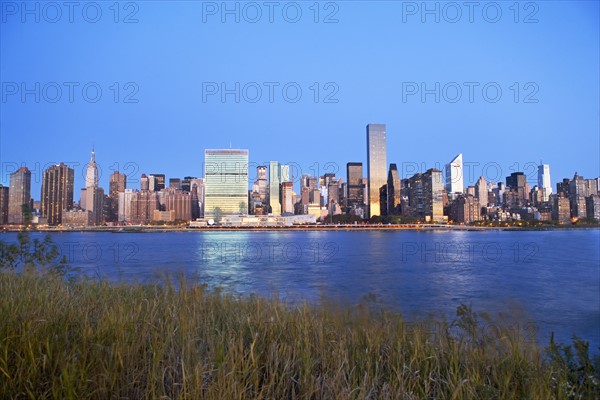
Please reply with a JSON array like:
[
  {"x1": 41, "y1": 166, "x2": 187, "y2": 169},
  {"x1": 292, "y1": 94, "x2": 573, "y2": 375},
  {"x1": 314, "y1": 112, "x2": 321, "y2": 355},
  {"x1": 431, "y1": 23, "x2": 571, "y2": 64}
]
[
  {"x1": 204, "y1": 149, "x2": 249, "y2": 218},
  {"x1": 41, "y1": 163, "x2": 75, "y2": 225},
  {"x1": 366, "y1": 124, "x2": 387, "y2": 218},
  {"x1": 0, "y1": 185, "x2": 9, "y2": 224},
  {"x1": 445, "y1": 153, "x2": 463, "y2": 198},
  {"x1": 8, "y1": 167, "x2": 31, "y2": 225},
  {"x1": 387, "y1": 163, "x2": 401, "y2": 215}
]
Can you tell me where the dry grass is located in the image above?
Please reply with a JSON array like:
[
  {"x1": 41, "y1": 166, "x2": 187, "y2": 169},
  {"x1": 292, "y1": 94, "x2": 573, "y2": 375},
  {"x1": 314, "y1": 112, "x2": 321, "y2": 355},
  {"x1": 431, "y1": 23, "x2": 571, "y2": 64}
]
[{"x1": 0, "y1": 269, "x2": 597, "y2": 399}]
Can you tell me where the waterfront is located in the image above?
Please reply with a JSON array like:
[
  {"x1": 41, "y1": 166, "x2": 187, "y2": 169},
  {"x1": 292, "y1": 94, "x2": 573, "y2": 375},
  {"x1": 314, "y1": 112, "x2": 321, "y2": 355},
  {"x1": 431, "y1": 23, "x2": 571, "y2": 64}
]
[{"x1": 1, "y1": 229, "x2": 599, "y2": 351}]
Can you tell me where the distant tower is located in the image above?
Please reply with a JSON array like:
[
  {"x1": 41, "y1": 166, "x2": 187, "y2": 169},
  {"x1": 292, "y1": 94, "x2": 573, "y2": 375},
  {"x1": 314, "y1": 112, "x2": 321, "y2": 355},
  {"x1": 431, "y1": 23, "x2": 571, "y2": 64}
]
[
  {"x1": 84, "y1": 147, "x2": 104, "y2": 225},
  {"x1": 537, "y1": 164, "x2": 552, "y2": 202},
  {"x1": 366, "y1": 123, "x2": 387, "y2": 218},
  {"x1": 475, "y1": 176, "x2": 488, "y2": 207},
  {"x1": 445, "y1": 153, "x2": 464, "y2": 198},
  {"x1": 85, "y1": 147, "x2": 99, "y2": 188}
]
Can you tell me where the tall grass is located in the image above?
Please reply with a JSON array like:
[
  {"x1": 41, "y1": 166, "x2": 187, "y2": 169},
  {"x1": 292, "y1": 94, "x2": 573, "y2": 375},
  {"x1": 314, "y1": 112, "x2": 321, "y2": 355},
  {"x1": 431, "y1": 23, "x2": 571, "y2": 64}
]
[{"x1": 0, "y1": 269, "x2": 598, "y2": 399}]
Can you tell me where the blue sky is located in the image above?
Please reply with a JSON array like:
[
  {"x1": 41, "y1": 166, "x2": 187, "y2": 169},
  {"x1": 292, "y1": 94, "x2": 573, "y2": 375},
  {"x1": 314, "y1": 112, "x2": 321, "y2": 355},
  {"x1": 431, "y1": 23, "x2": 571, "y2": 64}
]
[{"x1": 1, "y1": 1, "x2": 599, "y2": 197}]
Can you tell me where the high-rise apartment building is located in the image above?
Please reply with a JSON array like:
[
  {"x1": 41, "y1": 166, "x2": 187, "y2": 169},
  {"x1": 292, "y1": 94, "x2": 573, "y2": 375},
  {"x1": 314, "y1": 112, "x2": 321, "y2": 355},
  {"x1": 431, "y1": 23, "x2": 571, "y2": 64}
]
[
  {"x1": 445, "y1": 153, "x2": 463, "y2": 198},
  {"x1": 110, "y1": 171, "x2": 127, "y2": 196},
  {"x1": 408, "y1": 168, "x2": 444, "y2": 222},
  {"x1": 204, "y1": 149, "x2": 249, "y2": 218},
  {"x1": 366, "y1": 124, "x2": 387, "y2": 218},
  {"x1": 0, "y1": 185, "x2": 9, "y2": 224},
  {"x1": 8, "y1": 167, "x2": 31, "y2": 225},
  {"x1": 41, "y1": 163, "x2": 74, "y2": 225},
  {"x1": 140, "y1": 174, "x2": 150, "y2": 191}
]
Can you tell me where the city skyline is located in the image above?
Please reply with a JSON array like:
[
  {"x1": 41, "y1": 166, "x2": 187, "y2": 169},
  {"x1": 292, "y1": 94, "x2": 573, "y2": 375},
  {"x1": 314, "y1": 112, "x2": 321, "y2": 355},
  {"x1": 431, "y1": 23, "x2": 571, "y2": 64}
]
[{"x1": 2, "y1": 140, "x2": 597, "y2": 205}]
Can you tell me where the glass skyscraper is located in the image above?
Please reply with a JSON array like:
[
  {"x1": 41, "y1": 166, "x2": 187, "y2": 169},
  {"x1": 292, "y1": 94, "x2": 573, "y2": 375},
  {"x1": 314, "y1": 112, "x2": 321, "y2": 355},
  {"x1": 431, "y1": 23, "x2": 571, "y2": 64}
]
[
  {"x1": 366, "y1": 124, "x2": 387, "y2": 218},
  {"x1": 204, "y1": 149, "x2": 249, "y2": 218},
  {"x1": 445, "y1": 153, "x2": 464, "y2": 198},
  {"x1": 8, "y1": 167, "x2": 31, "y2": 225},
  {"x1": 537, "y1": 164, "x2": 552, "y2": 201},
  {"x1": 346, "y1": 162, "x2": 364, "y2": 208}
]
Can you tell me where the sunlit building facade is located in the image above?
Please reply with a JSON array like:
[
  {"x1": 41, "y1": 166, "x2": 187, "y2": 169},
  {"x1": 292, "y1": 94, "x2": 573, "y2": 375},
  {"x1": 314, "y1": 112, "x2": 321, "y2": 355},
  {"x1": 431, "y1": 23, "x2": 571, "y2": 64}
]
[
  {"x1": 445, "y1": 153, "x2": 463, "y2": 198},
  {"x1": 367, "y1": 124, "x2": 387, "y2": 218},
  {"x1": 537, "y1": 164, "x2": 552, "y2": 202},
  {"x1": 204, "y1": 149, "x2": 249, "y2": 218}
]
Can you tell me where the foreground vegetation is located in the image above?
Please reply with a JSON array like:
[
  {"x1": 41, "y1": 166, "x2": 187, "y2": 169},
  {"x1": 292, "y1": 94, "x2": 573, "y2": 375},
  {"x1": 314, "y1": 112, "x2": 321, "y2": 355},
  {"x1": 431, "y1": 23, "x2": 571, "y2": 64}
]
[
  {"x1": 0, "y1": 269, "x2": 598, "y2": 399},
  {"x1": 0, "y1": 227, "x2": 598, "y2": 398}
]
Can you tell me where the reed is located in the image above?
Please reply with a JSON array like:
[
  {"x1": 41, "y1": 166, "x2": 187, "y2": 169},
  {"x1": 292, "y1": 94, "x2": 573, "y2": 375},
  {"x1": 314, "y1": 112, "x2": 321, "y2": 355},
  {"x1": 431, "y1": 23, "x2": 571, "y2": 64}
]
[{"x1": 0, "y1": 269, "x2": 598, "y2": 399}]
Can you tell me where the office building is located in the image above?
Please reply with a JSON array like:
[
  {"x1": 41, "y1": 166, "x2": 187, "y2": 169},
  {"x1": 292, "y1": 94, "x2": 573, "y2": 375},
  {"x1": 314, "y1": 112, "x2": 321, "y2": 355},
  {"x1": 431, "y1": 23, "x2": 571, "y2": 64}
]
[
  {"x1": 537, "y1": 164, "x2": 552, "y2": 201},
  {"x1": 204, "y1": 149, "x2": 249, "y2": 218},
  {"x1": 366, "y1": 123, "x2": 387, "y2": 218},
  {"x1": 387, "y1": 163, "x2": 401, "y2": 215},
  {"x1": 268, "y1": 161, "x2": 290, "y2": 215},
  {"x1": 445, "y1": 153, "x2": 464, "y2": 198},
  {"x1": 8, "y1": 167, "x2": 31, "y2": 225}
]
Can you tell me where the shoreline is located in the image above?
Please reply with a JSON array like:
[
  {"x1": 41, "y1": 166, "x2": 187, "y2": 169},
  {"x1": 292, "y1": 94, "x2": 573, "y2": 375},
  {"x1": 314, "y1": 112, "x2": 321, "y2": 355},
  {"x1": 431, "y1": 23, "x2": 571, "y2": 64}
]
[{"x1": 1, "y1": 224, "x2": 598, "y2": 233}]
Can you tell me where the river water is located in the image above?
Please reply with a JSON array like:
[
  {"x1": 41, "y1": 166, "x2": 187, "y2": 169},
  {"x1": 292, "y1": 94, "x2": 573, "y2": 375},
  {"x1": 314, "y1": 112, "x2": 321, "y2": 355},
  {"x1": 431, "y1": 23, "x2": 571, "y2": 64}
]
[{"x1": 2, "y1": 229, "x2": 599, "y2": 351}]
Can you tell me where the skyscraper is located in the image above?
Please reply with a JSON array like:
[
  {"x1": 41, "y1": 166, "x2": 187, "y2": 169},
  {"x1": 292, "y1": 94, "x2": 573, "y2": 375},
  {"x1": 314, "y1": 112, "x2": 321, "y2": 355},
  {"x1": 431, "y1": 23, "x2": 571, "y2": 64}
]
[
  {"x1": 204, "y1": 149, "x2": 249, "y2": 218},
  {"x1": 346, "y1": 162, "x2": 364, "y2": 209},
  {"x1": 387, "y1": 163, "x2": 401, "y2": 215},
  {"x1": 41, "y1": 163, "x2": 75, "y2": 225},
  {"x1": 190, "y1": 178, "x2": 205, "y2": 219},
  {"x1": 0, "y1": 185, "x2": 9, "y2": 224},
  {"x1": 281, "y1": 181, "x2": 294, "y2": 214},
  {"x1": 269, "y1": 161, "x2": 281, "y2": 215},
  {"x1": 407, "y1": 168, "x2": 444, "y2": 222},
  {"x1": 268, "y1": 161, "x2": 290, "y2": 215},
  {"x1": 537, "y1": 164, "x2": 552, "y2": 201},
  {"x1": 366, "y1": 123, "x2": 387, "y2": 218},
  {"x1": 8, "y1": 167, "x2": 31, "y2": 225},
  {"x1": 475, "y1": 176, "x2": 488, "y2": 207},
  {"x1": 84, "y1": 148, "x2": 104, "y2": 225},
  {"x1": 107, "y1": 171, "x2": 127, "y2": 223},
  {"x1": 445, "y1": 153, "x2": 464, "y2": 197}
]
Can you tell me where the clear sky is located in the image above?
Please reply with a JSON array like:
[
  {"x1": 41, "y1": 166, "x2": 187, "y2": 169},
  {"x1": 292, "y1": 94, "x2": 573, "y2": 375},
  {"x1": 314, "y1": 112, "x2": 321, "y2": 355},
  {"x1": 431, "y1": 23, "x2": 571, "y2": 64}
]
[{"x1": 1, "y1": 1, "x2": 599, "y2": 198}]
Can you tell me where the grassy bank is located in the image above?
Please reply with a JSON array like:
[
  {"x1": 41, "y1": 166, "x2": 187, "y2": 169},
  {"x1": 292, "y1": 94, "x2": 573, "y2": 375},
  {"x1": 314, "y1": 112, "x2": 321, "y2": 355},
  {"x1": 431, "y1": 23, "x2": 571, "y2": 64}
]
[{"x1": 0, "y1": 270, "x2": 598, "y2": 399}]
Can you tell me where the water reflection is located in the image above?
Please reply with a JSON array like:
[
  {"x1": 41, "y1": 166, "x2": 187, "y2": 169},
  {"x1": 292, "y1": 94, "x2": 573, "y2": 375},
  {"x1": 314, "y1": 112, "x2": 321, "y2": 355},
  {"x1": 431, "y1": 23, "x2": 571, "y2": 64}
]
[{"x1": 2, "y1": 229, "x2": 598, "y2": 351}]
